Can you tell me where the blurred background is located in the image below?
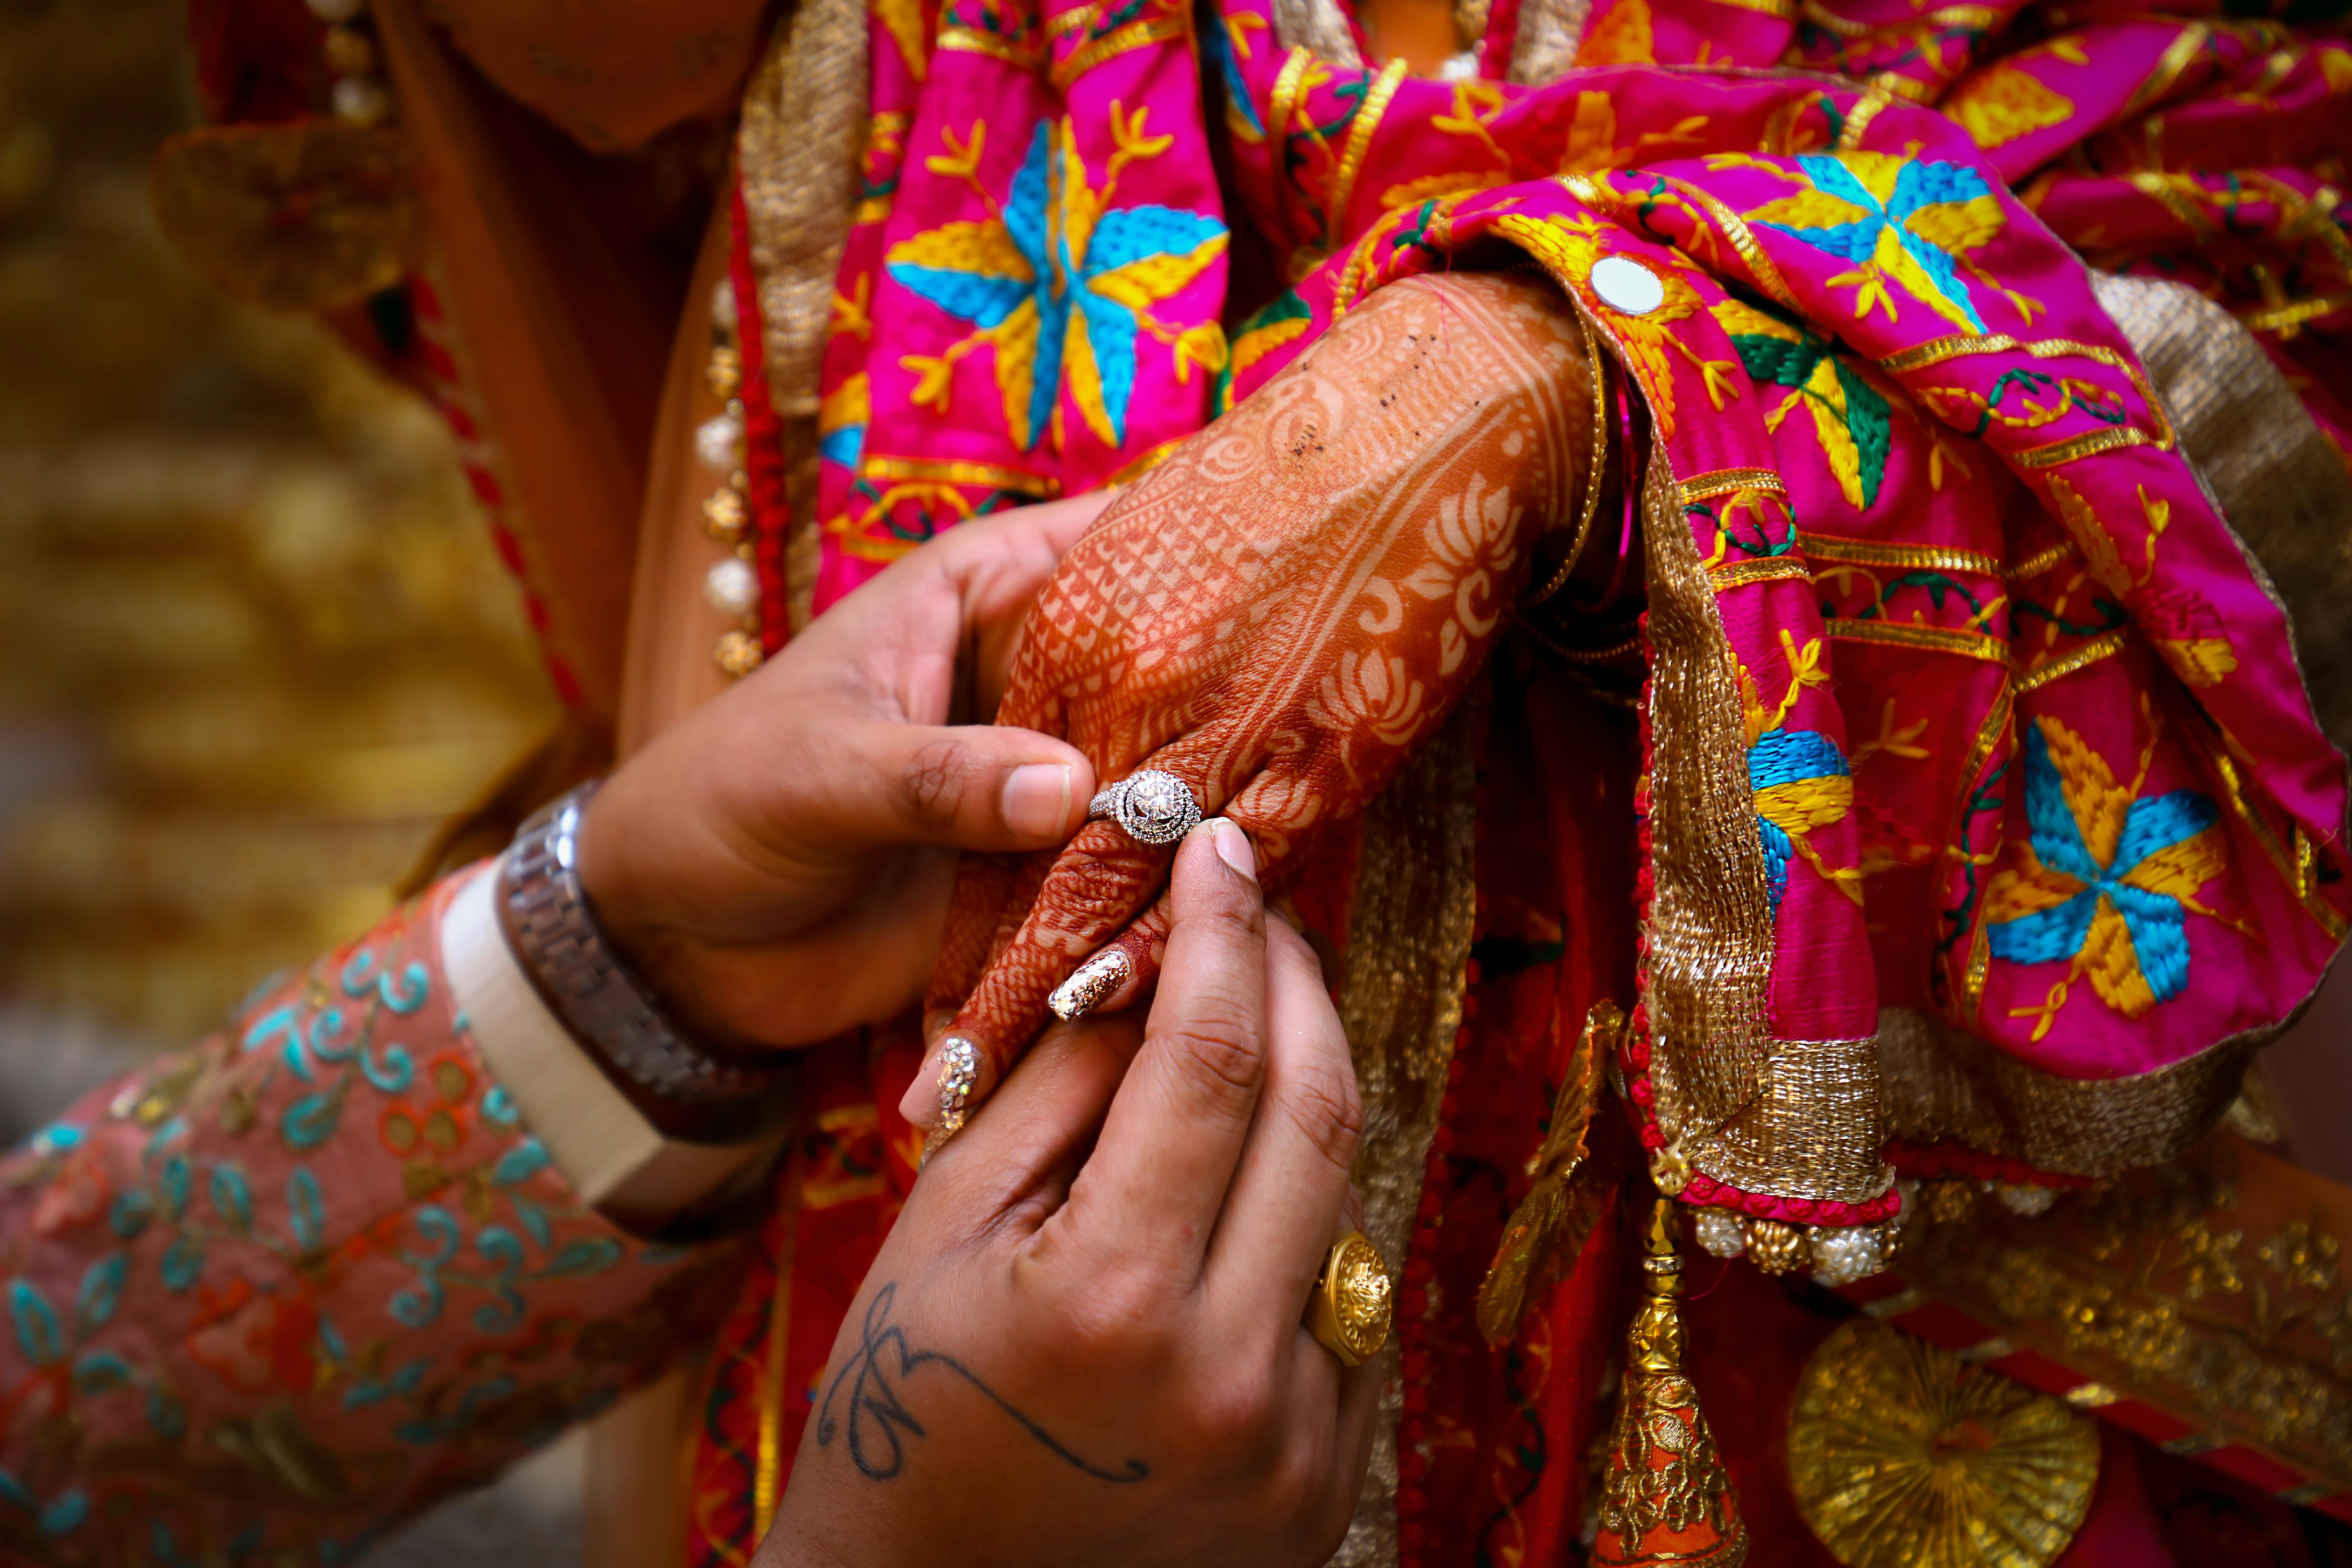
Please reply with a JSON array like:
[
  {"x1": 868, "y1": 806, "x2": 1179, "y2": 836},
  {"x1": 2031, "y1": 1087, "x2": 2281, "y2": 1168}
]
[
  {"x1": 0, "y1": 0, "x2": 576, "y2": 1554},
  {"x1": 0, "y1": 0, "x2": 555, "y2": 1101}
]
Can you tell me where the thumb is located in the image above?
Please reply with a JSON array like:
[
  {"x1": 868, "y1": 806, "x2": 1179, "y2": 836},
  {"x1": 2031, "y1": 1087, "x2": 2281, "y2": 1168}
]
[{"x1": 823, "y1": 721, "x2": 1097, "y2": 854}]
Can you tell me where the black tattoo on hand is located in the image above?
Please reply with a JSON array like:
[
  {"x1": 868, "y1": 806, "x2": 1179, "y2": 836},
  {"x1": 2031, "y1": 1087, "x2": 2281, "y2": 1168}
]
[{"x1": 815, "y1": 1282, "x2": 1150, "y2": 1484}]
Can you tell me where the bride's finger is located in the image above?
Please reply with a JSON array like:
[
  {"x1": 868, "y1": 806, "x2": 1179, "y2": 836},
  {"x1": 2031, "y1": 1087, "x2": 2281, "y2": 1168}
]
[
  {"x1": 1046, "y1": 892, "x2": 1170, "y2": 1022},
  {"x1": 901, "y1": 818, "x2": 1172, "y2": 1130}
]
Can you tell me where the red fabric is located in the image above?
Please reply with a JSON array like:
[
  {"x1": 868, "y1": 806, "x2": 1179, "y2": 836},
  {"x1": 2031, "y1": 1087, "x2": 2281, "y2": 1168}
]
[{"x1": 727, "y1": 179, "x2": 796, "y2": 658}]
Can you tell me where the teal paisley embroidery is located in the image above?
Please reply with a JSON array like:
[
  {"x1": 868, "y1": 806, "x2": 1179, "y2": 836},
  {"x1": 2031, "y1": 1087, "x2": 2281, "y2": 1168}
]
[{"x1": 10, "y1": 1281, "x2": 61, "y2": 1366}]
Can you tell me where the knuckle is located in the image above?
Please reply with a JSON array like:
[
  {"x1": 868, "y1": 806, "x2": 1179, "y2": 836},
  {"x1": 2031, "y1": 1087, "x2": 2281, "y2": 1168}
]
[
  {"x1": 1278, "y1": 1059, "x2": 1364, "y2": 1173},
  {"x1": 1048, "y1": 1268, "x2": 1181, "y2": 1366},
  {"x1": 1051, "y1": 849, "x2": 1149, "y2": 926},
  {"x1": 897, "y1": 736, "x2": 971, "y2": 827},
  {"x1": 1185, "y1": 1363, "x2": 1278, "y2": 1452},
  {"x1": 1157, "y1": 1009, "x2": 1265, "y2": 1112}
]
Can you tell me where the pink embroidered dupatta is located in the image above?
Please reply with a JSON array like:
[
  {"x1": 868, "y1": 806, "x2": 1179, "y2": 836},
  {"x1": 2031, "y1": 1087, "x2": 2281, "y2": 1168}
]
[
  {"x1": 796, "y1": 0, "x2": 2349, "y2": 1206},
  {"x1": 695, "y1": 0, "x2": 2352, "y2": 1554}
]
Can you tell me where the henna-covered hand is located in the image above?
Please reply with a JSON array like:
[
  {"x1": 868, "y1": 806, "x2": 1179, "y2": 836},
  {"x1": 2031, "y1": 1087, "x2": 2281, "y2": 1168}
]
[{"x1": 907, "y1": 271, "x2": 1597, "y2": 1124}]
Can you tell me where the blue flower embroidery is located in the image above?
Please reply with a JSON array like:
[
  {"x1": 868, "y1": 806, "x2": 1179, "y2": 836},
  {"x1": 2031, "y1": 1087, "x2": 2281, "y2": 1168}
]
[
  {"x1": 1750, "y1": 728, "x2": 1854, "y2": 916},
  {"x1": 1749, "y1": 152, "x2": 2005, "y2": 335},
  {"x1": 887, "y1": 117, "x2": 1227, "y2": 450},
  {"x1": 1986, "y1": 716, "x2": 2226, "y2": 1023}
]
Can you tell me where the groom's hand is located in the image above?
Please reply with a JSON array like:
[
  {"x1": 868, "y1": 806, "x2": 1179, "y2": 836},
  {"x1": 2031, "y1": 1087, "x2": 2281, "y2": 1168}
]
[{"x1": 574, "y1": 492, "x2": 1112, "y2": 1049}]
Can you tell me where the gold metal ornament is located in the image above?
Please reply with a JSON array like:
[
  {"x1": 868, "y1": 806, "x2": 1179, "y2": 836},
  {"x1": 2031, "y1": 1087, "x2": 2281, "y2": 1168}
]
[
  {"x1": 1308, "y1": 1231, "x2": 1393, "y2": 1367},
  {"x1": 1476, "y1": 1001, "x2": 1623, "y2": 1345},
  {"x1": 1744, "y1": 1217, "x2": 1809, "y2": 1275},
  {"x1": 149, "y1": 121, "x2": 419, "y2": 311},
  {"x1": 1593, "y1": 1198, "x2": 1748, "y2": 1567},
  {"x1": 1788, "y1": 1317, "x2": 2099, "y2": 1568}
]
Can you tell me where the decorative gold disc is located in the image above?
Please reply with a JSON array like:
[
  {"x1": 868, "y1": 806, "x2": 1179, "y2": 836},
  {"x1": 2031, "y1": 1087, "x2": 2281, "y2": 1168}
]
[{"x1": 1788, "y1": 1318, "x2": 2099, "y2": 1568}]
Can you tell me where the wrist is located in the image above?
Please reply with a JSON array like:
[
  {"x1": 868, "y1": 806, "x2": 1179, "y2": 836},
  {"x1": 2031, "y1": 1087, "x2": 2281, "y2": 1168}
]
[
  {"x1": 573, "y1": 783, "x2": 764, "y2": 1051},
  {"x1": 499, "y1": 784, "x2": 794, "y2": 1142}
]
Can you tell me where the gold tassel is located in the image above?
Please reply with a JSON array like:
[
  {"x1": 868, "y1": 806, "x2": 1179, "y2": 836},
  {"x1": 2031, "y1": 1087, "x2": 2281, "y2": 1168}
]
[
  {"x1": 1475, "y1": 1002, "x2": 1624, "y2": 1346},
  {"x1": 1592, "y1": 1196, "x2": 1748, "y2": 1568}
]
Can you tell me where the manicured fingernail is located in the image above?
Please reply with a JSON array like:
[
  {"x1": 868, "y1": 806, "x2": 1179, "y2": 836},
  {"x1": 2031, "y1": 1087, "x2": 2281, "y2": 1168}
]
[
  {"x1": 898, "y1": 1033, "x2": 983, "y2": 1132},
  {"x1": 1049, "y1": 947, "x2": 1132, "y2": 1021},
  {"x1": 1003, "y1": 763, "x2": 1074, "y2": 839},
  {"x1": 1208, "y1": 818, "x2": 1256, "y2": 881}
]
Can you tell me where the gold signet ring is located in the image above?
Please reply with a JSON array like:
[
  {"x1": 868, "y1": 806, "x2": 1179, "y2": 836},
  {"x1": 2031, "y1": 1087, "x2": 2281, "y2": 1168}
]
[{"x1": 1306, "y1": 1230, "x2": 1393, "y2": 1367}]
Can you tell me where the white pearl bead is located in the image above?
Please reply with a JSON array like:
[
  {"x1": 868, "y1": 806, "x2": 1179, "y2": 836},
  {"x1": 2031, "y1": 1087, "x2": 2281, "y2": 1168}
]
[
  {"x1": 1991, "y1": 1181, "x2": 2057, "y2": 1217},
  {"x1": 695, "y1": 411, "x2": 744, "y2": 472},
  {"x1": 1590, "y1": 255, "x2": 1666, "y2": 316},
  {"x1": 704, "y1": 557, "x2": 760, "y2": 617},
  {"x1": 1807, "y1": 1225, "x2": 1886, "y2": 1287},
  {"x1": 307, "y1": 0, "x2": 365, "y2": 20},
  {"x1": 1692, "y1": 1208, "x2": 1745, "y2": 1259},
  {"x1": 331, "y1": 76, "x2": 390, "y2": 126}
]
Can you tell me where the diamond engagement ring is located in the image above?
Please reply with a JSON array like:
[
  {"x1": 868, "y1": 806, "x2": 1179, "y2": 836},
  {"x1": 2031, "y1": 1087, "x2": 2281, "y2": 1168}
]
[{"x1": 1087, "y1": 769, "x2": 1203, "y2": 846}]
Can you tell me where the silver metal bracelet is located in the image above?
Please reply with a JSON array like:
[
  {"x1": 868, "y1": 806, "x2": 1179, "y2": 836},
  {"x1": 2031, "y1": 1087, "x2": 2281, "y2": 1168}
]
[{"x1": 499, "y1": 782, "x2": 776, "y2": 1107}]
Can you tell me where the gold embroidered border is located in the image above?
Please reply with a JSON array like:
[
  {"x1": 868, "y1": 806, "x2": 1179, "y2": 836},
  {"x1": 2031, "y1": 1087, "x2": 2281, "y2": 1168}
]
[
  {"x1": 1677, "y1": 467, "x2": 1788, "y2": 504},
  {"x1": 2015, "y1": 424, "x2": 2162, "y2": 469},
  {"x1": 1330, "y1": 702, "x2": 1480, "y2": 1568},
  {"x1": 738, "y1": 0, "x2": 871, "y2": 628},
  {"x1": 1269, "y1": 47, "x2": 1314, "y2": 148},
  {"x1": 1711, "y1": 0, "x2": 1799, "y2": 18},
  {"x1": 1052, "y1": 11, "x2": 1189, "y2": 89},
  {"x1": 1799, "y1": 530, "x2": 2003, "y2": 579},
  {"x1": 1702, "y1": 1032, "x2": 1891, "y2": 1205},
  {"x1": 2198, "y1": 735, "x2": 2351, "y2": 942},
  {"x1": 1837, "y1": 83, "x2": 1895, "y2": 150},
  {"x1": 1878, "y1": 1006, "x2": 2264, "y2": 1174},
  {"x1": 1709, "y1": 556, "x2": 1813, "y2": 593},
  {"x1": 1328, "y1": 57, "x2": 1410, "y2": 239},
  {"x1": 859, "y1": 453, "x2": 1060, "y2": 495},
  {"x1": 1879, "y1": 333, "x2": 2175, "y2": 464},
  {"x1": 2118, "y1": 22, "x2": 2211, "y2": 121},
  {"x1": 1826, "y1": 617, "x2": 2010, "y2": 666},
  {"x1": 1105, "y1": 435, "x2": 1187, "y2": 488},
  {"x1": 2127, "y1": 170, "x2": 2221, "y2": 244},
  {"x1": 1642, "y1": 436, "x2": 1883, "y2": 1198},
  {"x1": 1640, "y1": 439, "x2": 1778, "y2": 1157},
  {"x1": 937, "y1": 24, "x2": 1046, "y2": 70},
  {"x1": 2016, "y1": 626, "x2": 2129, "y2": 692},
  {"x1": 1664, "y1": 179, "x2": 1801, "y2": 311},
  {"x1": 1947, "y1": 678, "x2": 2012, "y2": 1026},
  {"x1": 1502, "y1": 230, "x2": 1883, "y2": 1207},
  {"x1": 2005, "y1": 540, "x2": 2076, "y2": 581},
  {"x1": 2243, "y1": 290, "x2": 2352, "y2": 336}
]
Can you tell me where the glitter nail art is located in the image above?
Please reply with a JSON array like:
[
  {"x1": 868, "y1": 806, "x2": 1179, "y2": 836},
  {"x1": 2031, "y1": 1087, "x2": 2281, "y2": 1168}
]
[
  {"x1": 921, "y1": 1035, "x2": 981, "y2": 1167},
  {"x1": 1048, "y1": 947, "x2": 1132, "y2": 1022}
]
